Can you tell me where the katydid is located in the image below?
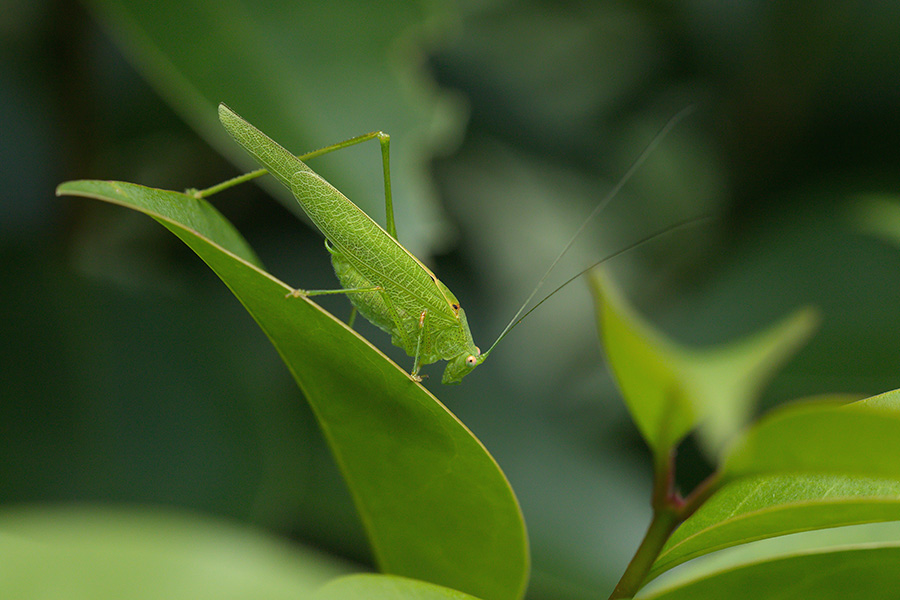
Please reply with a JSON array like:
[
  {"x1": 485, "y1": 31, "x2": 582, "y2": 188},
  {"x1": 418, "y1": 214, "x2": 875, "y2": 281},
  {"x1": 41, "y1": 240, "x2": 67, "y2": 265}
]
[{"x1": 209, "y1": 104, "x2": 694, "y2": 384}]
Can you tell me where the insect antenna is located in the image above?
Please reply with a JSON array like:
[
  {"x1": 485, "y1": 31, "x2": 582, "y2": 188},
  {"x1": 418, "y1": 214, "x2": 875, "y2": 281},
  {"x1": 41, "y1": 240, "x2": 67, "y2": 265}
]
[
  {"x1": 486, "y1": 213, "x2": 715, "y2": 354},
  {"x1": 482, "y1": 105, "x2": 698, "y2": 358}
]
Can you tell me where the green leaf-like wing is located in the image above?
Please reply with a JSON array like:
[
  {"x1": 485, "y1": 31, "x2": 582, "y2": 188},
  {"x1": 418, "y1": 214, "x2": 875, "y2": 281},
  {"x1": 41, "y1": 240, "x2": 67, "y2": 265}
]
[{"x1": 56, "y1": 180, "x2": 529, "y2": 600}]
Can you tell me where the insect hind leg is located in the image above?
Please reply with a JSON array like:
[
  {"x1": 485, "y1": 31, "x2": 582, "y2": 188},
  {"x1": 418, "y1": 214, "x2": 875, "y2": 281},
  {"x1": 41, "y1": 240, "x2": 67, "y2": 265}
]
[{"x1": 410, "y1": 309, "x2": 428, "y2": 381}]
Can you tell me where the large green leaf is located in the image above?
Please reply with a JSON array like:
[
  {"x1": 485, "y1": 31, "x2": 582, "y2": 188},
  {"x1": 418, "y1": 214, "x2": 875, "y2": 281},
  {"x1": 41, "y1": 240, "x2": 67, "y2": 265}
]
[
  {"x1": 722, "y1": 391, "x2": 900, "y2": 481},
  {"x1": 0, "y1": 505, "x2": 347, "y2": 599},
  {"x1": 650, "y1": 473, "x2": 900, "y2": 580},
  {"x1": 56, "y1": 180, "x2": 529, "y2": 600},
  {"x1": 636, "y1": 521, "x2": 900, "y2": 599},
  {"x1": 84, "y1": 0, "x2": 464, "y2": 256},
  {"x1": 589, "y1": 268, "x2": 817, "y2": 456},
  {"x1": 315, "y1": 574, "x2": 482, "y2": 600}
]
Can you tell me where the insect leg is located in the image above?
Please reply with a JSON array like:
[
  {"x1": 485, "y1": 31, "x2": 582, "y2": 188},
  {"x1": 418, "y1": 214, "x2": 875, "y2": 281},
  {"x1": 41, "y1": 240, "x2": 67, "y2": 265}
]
[
  {"x1": 285, "y1": 133, "x2": 394, "y2": 239},
  {"x1": 193, "y1": 128, "x2": 393, "y2": 227},
  {"x1": 375, "y1": 132, "x2": 395, "y2": 240},
  {"x1": 286, "y1": 286, "x2": 382, "y2": 299},
  {"x1": 410, "y1": 310, "x2": 428, "y2": 381},
  {"x1": 285, "y1": 286, "x2": 379, "y2": 331},
  {"x1": 285, "y1": 239, "x2": 381, "y2": 298}
]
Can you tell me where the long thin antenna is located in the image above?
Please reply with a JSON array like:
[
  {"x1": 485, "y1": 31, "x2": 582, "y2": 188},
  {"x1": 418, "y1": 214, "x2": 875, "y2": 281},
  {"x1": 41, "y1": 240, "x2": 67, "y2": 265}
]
[
  {"x1": 483, "y1": 105, "x2": 697, "y2": 358},
  {"x1": 496, "y1": 214, "x2": 716, "y2": 343}
]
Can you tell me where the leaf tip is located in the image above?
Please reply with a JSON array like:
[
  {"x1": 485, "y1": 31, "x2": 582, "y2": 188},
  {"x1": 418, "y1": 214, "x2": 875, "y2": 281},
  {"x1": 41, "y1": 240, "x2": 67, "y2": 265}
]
[
  {"x1": 218, "y1": 103, "x2": 239, "y2": 128},
  {"x1": 56, "y1": 181, "x2": 79, "y2": 197}
]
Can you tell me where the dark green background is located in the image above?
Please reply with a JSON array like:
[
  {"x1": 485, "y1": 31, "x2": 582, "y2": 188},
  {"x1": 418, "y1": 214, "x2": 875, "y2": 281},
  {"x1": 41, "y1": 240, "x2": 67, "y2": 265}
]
[{"x1": 4, "y1": 1, "x2": 900, "y2": 598}]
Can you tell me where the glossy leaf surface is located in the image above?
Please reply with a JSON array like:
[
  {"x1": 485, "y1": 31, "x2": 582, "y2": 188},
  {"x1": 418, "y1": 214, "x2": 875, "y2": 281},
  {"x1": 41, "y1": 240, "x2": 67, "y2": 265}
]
[
  {"x1": 56, "y1": 180, "x2": 529, "y2": 600},
  {"x1": 644, "y1": 391, "x2": 900, "y2": 587},
  {"x1": 637, "y1": 521, "x2": 900, "y2": 599},
  {"x1": 651, "y1": 473, "x2": 900, "y2": 579},
  {"x1": 722, "y1": 392, "x2": 900, "y2": 480}
]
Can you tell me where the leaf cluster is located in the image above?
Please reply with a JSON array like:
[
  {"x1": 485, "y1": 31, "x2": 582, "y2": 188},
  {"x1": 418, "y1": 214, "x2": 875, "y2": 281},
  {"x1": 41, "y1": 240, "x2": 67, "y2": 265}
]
[{"x1": 49, "y1": 174, "x2": 900, "y2": 599}]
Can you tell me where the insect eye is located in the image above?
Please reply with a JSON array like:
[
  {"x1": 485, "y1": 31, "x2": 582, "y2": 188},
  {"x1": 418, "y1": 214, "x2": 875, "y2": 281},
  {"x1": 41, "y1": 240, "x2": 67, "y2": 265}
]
[{"x1": 466, "y1": 355, "x2": 477, "y2": 367}]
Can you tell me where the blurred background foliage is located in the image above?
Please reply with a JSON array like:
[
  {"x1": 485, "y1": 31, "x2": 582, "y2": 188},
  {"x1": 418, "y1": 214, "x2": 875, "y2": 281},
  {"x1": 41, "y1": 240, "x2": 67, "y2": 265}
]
[{"x1": 3, "y1": 0, "x2": 900, "y2": 598}]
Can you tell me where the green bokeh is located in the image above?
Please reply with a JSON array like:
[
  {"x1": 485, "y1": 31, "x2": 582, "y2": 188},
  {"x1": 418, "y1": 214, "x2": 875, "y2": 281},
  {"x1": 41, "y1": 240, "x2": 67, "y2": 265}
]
[{"x1": 5, "y1": 1, "x2": 900, "y2": 598}]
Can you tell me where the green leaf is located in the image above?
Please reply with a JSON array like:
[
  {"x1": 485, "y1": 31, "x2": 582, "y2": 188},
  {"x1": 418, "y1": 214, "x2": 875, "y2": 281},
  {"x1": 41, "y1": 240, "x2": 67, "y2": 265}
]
[
  {"x1": 56, "y1": 180, "x2": 264, "y2": 267},
  {"x1": 0, "y1": 505, "x2": 347, "y2": 599},
  {"x1": 589, "y1": 268, "x2": 818, "y2": 456},
  {"x1": 56, "y1": 180, "x2": 529, "y2": 600},
  {"x1": 721, "y1": 391, "x2": 900, "y2": 481},
  {"x1": 315, "y1": 574, "x2": 482, "y2": 600},
  {"x1": 650, "y1": 473, "x2": 900, "y2": 580},
  {"x1": 636, "y1": 521, "x2": 900, "y2": 599},
  {"x1": 642, "y1": 391, "x2": 900, "y2": 584},
  {"x1": 83, "y1": 0, "x2": 464, "y2": 256}
]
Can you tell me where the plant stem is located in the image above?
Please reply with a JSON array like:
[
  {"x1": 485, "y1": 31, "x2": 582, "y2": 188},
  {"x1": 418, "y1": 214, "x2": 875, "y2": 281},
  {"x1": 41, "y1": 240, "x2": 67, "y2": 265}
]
[
  {"x1": 607, "y1": 449, "x2": 680, "y2": 599},
  {"x1": 607, "y1": 449, "x2": 724, "y2": 600},
  {"x1": 608, "y1": 507, "x2": 680, "y2": 599}
]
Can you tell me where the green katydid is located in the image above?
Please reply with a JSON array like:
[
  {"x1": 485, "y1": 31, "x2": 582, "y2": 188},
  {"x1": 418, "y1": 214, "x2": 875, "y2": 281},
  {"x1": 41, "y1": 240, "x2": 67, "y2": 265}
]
[{"x1": 206, "y1": 104, "x2": 695, "y2": 384}]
